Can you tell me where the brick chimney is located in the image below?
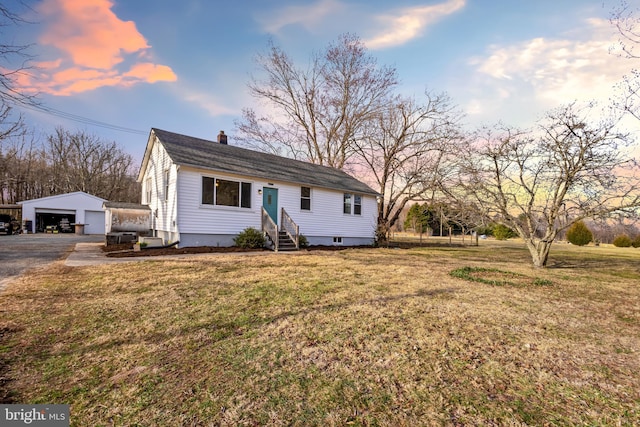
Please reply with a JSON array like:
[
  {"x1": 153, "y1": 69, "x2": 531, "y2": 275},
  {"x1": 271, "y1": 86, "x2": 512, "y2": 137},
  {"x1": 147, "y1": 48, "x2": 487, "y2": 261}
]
[{"x1": 217, "y1": 130, "x2": 228, "y2": 145}]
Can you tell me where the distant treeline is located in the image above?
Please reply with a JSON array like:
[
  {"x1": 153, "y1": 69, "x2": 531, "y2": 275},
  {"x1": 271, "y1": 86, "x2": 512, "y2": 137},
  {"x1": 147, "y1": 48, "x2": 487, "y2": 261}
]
[{"x1": 0, "y1": 127, "x2": 140, "y2": 204}]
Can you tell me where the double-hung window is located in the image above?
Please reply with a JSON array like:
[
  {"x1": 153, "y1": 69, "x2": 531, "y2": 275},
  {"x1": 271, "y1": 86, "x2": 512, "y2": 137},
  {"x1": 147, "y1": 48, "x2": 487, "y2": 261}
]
[
  {"x1": 164, "y1": 170, "x2": 170, "y2": 201},
  {"x1": 202, "y1": 177, "x2": 252, "y2": 208},
  {"x1": 343, "y1": 193, "x2": 362, "y2": 215},
  {"x1": 354, "y1": 195, "x2": 362, "y2": 215},
  {"x1": 145, "y1": 177, "x2": 152, "y2": 204},
  {"x1": 301, "y1": 187, "x2": 311, "y2": 211},
  {"x1": 343, "y1": 193, "x2": 352, "y2": 214}
]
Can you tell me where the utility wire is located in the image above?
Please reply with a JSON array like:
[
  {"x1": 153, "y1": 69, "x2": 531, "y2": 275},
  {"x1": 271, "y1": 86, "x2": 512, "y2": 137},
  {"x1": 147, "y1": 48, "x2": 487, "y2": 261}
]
[{"x1": 8, "y1": 99, "x2": 148, "y2": 135}]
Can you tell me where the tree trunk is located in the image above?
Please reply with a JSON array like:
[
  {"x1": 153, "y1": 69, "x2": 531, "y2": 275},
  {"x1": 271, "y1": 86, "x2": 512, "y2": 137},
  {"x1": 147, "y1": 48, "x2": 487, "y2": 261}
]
[{"x1": 525, "y1": 239, "x2": 552, "y2": 268}]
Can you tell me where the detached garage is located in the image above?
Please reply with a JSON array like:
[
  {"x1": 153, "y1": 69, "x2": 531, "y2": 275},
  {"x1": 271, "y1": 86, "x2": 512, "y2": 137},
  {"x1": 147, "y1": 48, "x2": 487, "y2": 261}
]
[{"x1": 20, "y1": 192, "x2": 107, "y2": 234}]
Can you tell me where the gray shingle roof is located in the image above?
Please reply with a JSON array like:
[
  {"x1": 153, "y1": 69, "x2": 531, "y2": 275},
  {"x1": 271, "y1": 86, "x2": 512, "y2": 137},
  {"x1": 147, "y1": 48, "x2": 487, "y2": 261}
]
[{"x1": 151, "y1": 128, "x2": 379, "y2": 196}]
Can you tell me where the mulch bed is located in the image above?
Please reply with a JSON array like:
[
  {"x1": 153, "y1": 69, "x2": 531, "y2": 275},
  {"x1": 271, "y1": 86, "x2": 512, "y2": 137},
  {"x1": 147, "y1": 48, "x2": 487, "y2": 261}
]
[
  {"x1": 101, "y1": 240, "x2": 467, "y2": 258},
  {"x1": 103, "y1": 243, "x2": 375, "y2": 257}
]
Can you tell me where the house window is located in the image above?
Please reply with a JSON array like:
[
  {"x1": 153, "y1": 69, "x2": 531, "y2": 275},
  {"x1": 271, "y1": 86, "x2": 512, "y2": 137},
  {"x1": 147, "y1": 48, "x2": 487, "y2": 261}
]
[
  {"x1": 145, "y1": 177, "x2": 152, "y2": 204},
  {"x1": 343, "y1": 193, "x2": 352, "y2": 214},
  {"x1": 201, "y1": 176, "x2": 251, "y2": 208},
  {"x1": 202, "y1": 177, "x2": 214, "y2": 205},
  {"x1": 343, "y1": 193, "x2": 362, "y2": 215},
  {"x1": 241, "y1": 182, "x2": 252, "y2": 208},
  {"x1": 301, "y1": 187, "x2": 311, "y2": 211},
  {"x1": 216, "y1": 179, "x2": 239, "y2": 206},
  {"x1": 333, "y1": 237, "x2": 343, "y2": 245},
  {"x1": 164, "y1": 169, "x2": 170, "y2": 201}
]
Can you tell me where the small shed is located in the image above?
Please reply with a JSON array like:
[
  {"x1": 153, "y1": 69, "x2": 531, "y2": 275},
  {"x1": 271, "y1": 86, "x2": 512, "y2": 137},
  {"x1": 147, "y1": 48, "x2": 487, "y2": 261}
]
[{"x1": 20, "y1": 191, "x2": 107, "y2": 234}]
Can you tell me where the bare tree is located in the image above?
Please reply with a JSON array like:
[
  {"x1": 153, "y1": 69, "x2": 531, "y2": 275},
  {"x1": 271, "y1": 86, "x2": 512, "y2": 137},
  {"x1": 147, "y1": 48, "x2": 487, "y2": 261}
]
[
  {"x1": 1, "y1": 2, "x2": 37, "y2": 106},
  {"x1": 0, "y1": 2, "x2": 34, "y2": 176},
  {"x1": 235, "y1": 34, "x2": 398, "y2": 168},
  {"x1": 0, "y1": 133, "x2": 47, "y2": 203},
  {"x1": 2, "y1": 126, "x2": 140, "y2": 204},
  {"x1": 611, "y1": 0, "x2": 640, "y2": 59},
  {"x1": 46, "y1": 128, "x2": 139, "y2": 201},
  {"x1": 352, "y1": 91, "x2": 463, "y2": 239},
  {"x1": 611, "y1": 1, "x2": 640, "y2": 120},
  {"x1": 457, "y1": 102, "x2": 640, "y2": 268}
]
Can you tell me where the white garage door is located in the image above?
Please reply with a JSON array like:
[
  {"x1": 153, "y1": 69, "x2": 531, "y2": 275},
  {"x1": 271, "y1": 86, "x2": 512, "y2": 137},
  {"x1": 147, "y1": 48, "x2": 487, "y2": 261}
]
[{"x1": 84, "y1": 210, "x2": 106, "y2": 234}]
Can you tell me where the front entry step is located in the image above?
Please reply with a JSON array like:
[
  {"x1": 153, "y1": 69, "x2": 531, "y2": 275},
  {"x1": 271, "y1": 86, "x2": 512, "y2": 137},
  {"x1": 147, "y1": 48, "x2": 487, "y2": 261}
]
[{"x1": 277, "y1": 231, "x2": 298, "y2": 251}]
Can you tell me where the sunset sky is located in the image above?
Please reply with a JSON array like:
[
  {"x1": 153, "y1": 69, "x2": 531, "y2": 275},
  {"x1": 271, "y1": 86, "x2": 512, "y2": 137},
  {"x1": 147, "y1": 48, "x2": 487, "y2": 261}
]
[{"x1": 6, "y1": 0, "x2": 638, "y2": 161}]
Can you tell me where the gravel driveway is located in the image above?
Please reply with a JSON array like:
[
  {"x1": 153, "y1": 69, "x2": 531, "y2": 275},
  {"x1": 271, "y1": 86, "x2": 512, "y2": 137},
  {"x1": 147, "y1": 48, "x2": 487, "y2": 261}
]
[{"x1": 0, "y1": 233, "x2": 104, "y2": 290}]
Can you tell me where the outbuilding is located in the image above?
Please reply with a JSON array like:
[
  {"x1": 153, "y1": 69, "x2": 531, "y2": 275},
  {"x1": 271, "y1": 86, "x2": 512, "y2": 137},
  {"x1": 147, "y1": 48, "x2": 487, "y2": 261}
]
[{"x1": 20, "y1": 191, "x2": 107, "y2": 234}]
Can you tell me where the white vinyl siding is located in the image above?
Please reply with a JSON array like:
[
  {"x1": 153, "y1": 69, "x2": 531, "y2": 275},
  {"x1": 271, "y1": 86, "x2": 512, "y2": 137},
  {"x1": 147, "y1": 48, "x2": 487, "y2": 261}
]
[
  {"x1": 141, "y1": 139, "x2": 178, "y2": 239},
  {"x1": 178, "y1": 168, "x2": 260, "y2": 235},
  {"x1": 176, "y1": 166, "x2": 377, "y2": 241},
  {"x1": 277, "y1": 184, "x2": 376, "y2": 239}
]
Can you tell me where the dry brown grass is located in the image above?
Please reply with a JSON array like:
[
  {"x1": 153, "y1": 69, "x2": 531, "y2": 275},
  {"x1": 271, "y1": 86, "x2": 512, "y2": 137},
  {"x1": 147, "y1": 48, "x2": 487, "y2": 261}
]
[{"x1": 1, "y1": 241, "x2": 639, "y2": 426}]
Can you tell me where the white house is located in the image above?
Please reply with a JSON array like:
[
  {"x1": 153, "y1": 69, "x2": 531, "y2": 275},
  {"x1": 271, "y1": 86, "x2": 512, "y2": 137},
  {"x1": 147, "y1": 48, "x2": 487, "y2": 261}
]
[
  {"x1": 20, "y1": 191, "x2": 107, "y2": 234},
  {"x1": 137, "y1": 128, "x2": 380, "y2": 249}
]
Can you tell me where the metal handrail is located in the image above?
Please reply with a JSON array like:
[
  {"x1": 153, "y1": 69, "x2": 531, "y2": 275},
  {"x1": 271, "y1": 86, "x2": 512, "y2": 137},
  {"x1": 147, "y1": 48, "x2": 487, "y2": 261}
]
[
  {"x1": 261, "y1": 207, "x2": 278, "y2": 251},
  {"x1": 281, "y1": 208, "x2": 299, "y2": 249}
]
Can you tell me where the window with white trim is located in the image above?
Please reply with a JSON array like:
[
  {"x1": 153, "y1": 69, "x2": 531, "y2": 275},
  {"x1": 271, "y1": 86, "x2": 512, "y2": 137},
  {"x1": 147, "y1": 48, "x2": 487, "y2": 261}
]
[
  {"x1": 354, "y1": 195, "x2": 362, "y2": 215},
  {"x1": 145, "y1": 177, "x2": 152, "y2": 204},
  {"x1": 343, "y1": 193, "x2": 352, "y2": 214},
  {"x1": 301, "y1": 186, "x2": 311, "y2": 211},
  {"x1": 164, "y1": 169, "x2": 170, "y2": 201},
  {"x1": 202, "y1": 176, "x2": 252, "y2": 208},
  {"x1": 343, "y1": 193, "x2": 362, "y2": 215}
]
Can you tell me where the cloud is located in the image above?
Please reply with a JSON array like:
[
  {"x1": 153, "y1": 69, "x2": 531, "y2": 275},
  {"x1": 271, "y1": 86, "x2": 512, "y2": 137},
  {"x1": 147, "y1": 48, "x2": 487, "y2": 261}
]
[
  {"x1": 256, "y1": 0, "x2": 464, "y2": 49},
  {"x1": 364, "y1": 0, "x2": 466, "y2": 49},
  {"x1": 469, "y1": 18, "x2": 629, "y2": 109},
  {"x1": 20, "y1": 0, "x2": 176, "y2": 96},
  {"x1": 124, "y1": 63, "x2": 178, "y2": 84},
  {"x1": 256, "y1": 0, "x2": 346, "y2": 34},
  {"x1": 182, "y1": 91, "x2": 237, "y2": 117}
]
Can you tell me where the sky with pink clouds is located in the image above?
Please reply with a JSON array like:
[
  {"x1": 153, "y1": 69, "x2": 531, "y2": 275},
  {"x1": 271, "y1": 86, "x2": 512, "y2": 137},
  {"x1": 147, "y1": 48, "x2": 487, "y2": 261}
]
[{"x1": 4, "y1": 0, "x2": 639, "y2": 161}]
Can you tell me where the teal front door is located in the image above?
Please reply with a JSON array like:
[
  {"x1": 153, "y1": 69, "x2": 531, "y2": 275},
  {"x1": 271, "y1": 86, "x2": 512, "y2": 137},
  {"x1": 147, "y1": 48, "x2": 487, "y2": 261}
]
[{"x1": 262, "y1": 187, "x2": 278, "y2": 225}]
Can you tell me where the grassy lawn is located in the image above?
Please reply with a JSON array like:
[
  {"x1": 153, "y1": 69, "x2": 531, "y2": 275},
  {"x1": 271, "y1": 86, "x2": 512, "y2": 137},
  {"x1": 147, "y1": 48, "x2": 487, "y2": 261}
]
[{"x1": 1, "y1": 241, "x2": 639, "y2": 426}]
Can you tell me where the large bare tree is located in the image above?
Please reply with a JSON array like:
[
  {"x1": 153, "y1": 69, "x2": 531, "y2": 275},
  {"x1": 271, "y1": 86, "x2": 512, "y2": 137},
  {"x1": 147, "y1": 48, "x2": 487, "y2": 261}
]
[
  {"x1": 457, "y1": 102, "x2": 640, "y2": 268},
  {"x1": 235, "y1": 34, "x2": 398, "y2": 168},
  {"x1": 352, "y1": 91, "x2": 463, "y2": 238},
  {"x1": 46, "y1": 128, "x2": 139, "y2": 201}
]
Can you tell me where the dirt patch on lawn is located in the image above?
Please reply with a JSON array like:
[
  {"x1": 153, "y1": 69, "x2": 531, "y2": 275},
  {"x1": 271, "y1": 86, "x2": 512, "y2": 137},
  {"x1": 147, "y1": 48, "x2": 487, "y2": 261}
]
[{"x1": 450, "y1": 266, "x2": 553, "y2": 287}]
